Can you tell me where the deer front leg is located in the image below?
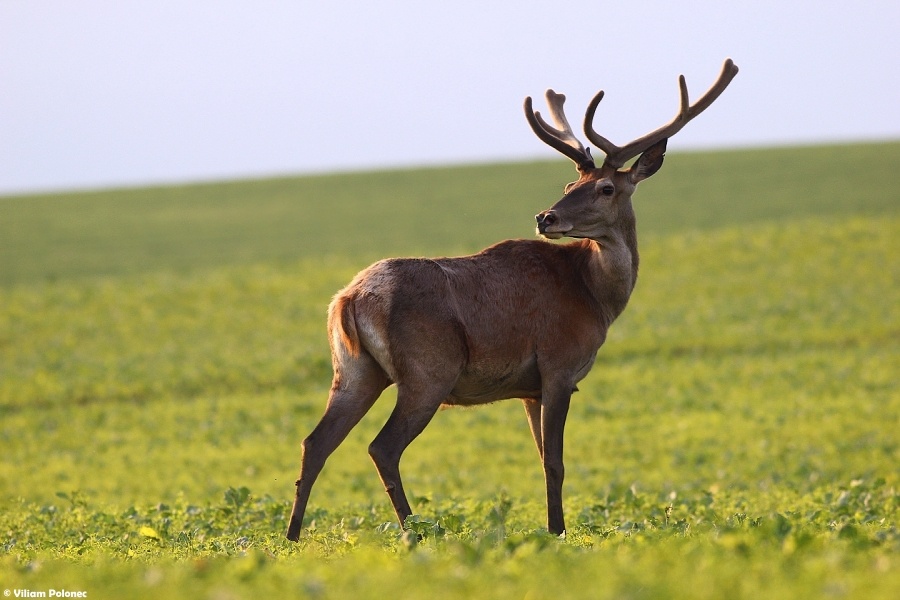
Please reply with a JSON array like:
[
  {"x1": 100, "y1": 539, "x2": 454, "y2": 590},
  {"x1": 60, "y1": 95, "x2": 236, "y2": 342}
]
[
  {"x1": 540, "y1": 383, "x2": 572, "y2": 536},
  {"x1": 522, "y1": 398, "x2": 543, "y2": 459}
]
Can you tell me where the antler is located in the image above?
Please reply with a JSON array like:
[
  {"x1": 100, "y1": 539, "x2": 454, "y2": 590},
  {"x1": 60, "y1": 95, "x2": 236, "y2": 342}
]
[
  {"x1": 524, "y1": 90, "x2": 595, "y2": 172},
  {"x1": 584, "y1": 58, "x2": 739, "y2": 169}
]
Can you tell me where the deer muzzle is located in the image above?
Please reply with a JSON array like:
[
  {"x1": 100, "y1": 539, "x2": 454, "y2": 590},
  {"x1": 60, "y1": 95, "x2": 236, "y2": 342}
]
[{"x1": 536, "y1": 210, "x2": 570, "y2": 239}]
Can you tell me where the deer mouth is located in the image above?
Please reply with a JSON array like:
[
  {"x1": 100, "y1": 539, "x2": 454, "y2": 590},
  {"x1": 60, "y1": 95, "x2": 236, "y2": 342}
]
[
  {"x1": 538, "y1": 229, "x2": 566, "y2": 240},
  {"x1": 536, "y1": 221, "x2": 572, "y2": 240}
]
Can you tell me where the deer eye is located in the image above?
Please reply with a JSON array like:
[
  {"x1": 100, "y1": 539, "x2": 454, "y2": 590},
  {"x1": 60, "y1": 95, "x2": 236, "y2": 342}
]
[{"x1": 600, "y1": 184, "x2": 615, "y2": 196}]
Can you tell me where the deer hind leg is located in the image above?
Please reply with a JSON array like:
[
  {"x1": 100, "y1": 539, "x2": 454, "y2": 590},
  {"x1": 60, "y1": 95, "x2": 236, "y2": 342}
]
[
  {"x1": 368, "y1": 380, "x2": 453, "y2": 528},
  {"x1": 286, "y1": 352, "x2": 388, "y2": 541}
]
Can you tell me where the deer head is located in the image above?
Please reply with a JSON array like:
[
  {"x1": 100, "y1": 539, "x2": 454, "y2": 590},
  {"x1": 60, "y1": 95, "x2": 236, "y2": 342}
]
[{"x1": 527, "y1": 59, "x2": 739, "y2": 241}]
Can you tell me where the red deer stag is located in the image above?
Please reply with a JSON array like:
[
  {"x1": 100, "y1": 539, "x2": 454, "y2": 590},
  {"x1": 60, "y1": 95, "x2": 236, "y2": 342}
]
[{"x1": 286, "y1": 59, "x2": 738, "y2": 540}]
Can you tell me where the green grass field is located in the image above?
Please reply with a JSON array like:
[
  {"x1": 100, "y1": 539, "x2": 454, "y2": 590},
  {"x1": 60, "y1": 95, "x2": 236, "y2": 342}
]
[{"x1": 1, "y1": 142, "x2": 898, "y2": 599}]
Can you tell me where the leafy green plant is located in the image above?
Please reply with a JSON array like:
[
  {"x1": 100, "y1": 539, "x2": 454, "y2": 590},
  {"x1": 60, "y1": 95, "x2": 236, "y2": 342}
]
[{"x1": 1, "y1": 142, "x2": 898, "y2": 598}]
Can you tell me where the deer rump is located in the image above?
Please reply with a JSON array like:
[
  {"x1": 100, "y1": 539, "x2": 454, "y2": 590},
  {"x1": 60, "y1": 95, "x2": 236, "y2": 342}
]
[{"x1": 330, "y1": 238, "x2": 610, "y2": 407}]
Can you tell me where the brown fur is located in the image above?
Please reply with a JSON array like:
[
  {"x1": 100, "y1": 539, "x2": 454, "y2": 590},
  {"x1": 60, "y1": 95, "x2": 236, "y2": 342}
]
[{"x1": 332, "y1": 239, "x2": 611, "y2": 403}]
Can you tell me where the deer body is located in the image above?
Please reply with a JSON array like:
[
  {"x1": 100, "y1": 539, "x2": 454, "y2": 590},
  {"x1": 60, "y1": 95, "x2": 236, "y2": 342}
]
[
  {"x1": 286, "y1": 59, "x2": 737, "y2": 541},
  {"x1": 334, "y1": 236, "x2": 632, "y2": 407}
]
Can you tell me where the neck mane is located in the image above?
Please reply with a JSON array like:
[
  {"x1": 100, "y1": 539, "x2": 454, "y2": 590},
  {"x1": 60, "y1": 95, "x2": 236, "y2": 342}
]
[{"x1": 578, "y1": 223, "x2": 639, "y2": 326}]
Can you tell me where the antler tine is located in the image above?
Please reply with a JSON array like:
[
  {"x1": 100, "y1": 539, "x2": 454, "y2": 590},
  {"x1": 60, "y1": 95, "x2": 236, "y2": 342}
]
[
  {"x1": 585, "y1": 58, "x2": 740, "y2": 169},
  {"x1": 524, "y1": 90, "x2": 595, "y2": 172},
  {"x1": 582, "y1": 90, "x2": 616, "y2": 165}
]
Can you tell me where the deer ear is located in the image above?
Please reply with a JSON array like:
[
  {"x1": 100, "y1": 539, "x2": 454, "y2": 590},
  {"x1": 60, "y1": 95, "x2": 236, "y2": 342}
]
[{"x1": 629, "y1": 139, "x2": 667, "y2": 183}]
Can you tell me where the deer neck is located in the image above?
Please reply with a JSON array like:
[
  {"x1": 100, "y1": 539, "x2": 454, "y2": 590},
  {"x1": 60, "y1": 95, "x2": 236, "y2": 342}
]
[{"x1": 584, "y1": 225, "x2": 639, "y2": 325}]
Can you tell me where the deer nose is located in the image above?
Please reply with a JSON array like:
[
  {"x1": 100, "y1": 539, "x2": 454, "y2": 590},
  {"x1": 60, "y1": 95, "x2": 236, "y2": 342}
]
[{"x1": 535, "y1": 210, "x2": 558, "y2": 233}]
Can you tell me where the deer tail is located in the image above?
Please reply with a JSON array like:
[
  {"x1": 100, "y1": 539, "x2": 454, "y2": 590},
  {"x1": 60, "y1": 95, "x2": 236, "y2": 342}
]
[{"x1": 328, "y1": 293, "x2": 360, "y2": 358}]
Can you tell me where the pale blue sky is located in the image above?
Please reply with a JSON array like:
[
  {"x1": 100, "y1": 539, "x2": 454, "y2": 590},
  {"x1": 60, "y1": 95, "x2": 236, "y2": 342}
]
[{"x1": 1, "y1": 0, "x2": 898, "y2": 195}]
